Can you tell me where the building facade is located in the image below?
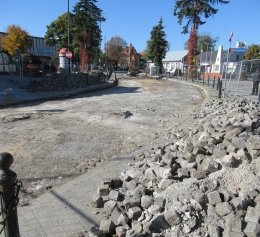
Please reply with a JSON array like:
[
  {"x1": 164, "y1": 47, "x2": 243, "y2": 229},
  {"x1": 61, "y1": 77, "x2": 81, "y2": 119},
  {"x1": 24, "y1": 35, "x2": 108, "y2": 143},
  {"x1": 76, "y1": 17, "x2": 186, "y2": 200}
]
[{"x1": 147, "y1": 50, "x2": 188, "y2": 74}]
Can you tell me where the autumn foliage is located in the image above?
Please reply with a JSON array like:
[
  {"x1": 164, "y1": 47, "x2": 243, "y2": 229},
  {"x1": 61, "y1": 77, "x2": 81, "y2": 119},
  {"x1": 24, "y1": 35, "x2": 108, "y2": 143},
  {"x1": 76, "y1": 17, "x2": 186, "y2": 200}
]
[
  {"x1": 0, "y1": 25, "x2": 32, "y2": 56},
  {"x1": 187, "y1": 29, "x2": 197, "y2": 66}
]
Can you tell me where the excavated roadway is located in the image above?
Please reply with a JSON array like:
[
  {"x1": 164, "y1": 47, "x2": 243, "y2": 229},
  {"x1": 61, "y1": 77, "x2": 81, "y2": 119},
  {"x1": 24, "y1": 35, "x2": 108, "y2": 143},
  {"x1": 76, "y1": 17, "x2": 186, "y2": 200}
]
[{"x1": 0, "y1": 75, "x2": 218, "y2": 237}]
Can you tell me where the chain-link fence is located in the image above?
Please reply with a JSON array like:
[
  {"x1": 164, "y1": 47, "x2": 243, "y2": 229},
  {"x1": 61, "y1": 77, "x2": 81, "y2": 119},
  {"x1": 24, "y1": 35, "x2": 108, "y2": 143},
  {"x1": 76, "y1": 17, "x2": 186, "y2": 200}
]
[
  {"x1": 160, "y1": 59, "x2": 260, "y2": 102},
  {"x1": 221, "y1": 59, "x2": 260, "y2": 100}
]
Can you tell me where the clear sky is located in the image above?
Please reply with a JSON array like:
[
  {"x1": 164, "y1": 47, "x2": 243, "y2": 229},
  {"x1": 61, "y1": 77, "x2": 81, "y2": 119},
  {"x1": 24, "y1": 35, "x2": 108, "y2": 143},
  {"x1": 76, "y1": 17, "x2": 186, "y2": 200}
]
[{"x1": 1, "y1": 0, "x2": 259, "y2": 53}]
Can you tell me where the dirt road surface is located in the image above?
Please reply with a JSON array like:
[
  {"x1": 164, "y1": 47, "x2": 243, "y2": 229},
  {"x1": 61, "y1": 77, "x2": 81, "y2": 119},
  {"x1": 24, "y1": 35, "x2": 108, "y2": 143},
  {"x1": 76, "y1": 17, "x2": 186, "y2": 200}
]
[{"x1": 0, "y1": 79, "x2": 204, "y2": 205}]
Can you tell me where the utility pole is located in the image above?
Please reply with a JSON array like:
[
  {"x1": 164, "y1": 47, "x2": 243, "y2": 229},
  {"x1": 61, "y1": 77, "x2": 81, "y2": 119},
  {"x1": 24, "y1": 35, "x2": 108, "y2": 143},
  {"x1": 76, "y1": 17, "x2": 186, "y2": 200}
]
[
  {"x1": 67, "y1": 0, "x2": 70, "y2": 73},
  {"x1": 99, "y1": 13, "x2": 106, "y2": 66}
]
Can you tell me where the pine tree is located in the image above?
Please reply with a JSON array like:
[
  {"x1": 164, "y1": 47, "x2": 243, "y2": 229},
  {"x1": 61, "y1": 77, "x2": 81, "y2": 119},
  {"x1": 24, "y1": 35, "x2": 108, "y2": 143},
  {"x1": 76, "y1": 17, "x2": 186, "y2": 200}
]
[
  {"x1": 174, "y1": 0, "x2": 229, "y2": 34},
  {"x1": 72, "y1": 0, "x2": 105, "y2": 72},
  {"x1": 45, "y1": 12, "x2": 73, "y2": 50},
  {"x1": 149, "y1": 18, "x2": 169, "y2": 74},
  {"x1": 174, "y1": 0, "x2": 229, "y2": 69}
]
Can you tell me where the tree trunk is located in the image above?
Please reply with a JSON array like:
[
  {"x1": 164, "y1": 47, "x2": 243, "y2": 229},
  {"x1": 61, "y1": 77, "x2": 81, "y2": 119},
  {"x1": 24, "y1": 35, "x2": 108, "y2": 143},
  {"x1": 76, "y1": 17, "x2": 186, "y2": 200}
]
[{"x1": 79, "y1": 43, "x2": 89, "y2": 72}]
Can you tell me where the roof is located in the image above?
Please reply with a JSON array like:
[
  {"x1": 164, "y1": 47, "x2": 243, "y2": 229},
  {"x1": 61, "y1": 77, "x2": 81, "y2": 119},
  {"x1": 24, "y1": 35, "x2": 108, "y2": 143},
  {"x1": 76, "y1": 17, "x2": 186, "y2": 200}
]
[{"x1": 163, "y1": 50, "x2": 188, "y2": 62}]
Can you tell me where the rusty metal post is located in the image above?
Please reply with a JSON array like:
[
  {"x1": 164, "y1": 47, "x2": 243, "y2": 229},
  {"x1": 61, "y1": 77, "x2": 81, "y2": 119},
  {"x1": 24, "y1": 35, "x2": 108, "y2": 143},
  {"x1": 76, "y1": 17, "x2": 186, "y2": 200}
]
[
  {"x1": 0, "y1": 152, "x2": 20, "y2": 237},
  {"x1": 213, "y1": 76, "x2": 215, "y2": 88},
  {"x1": 217, "y1": 77, "x2": 220, "y2": 90},
  {"x1": 218, "y1": 80, "x2": 222, "y2": 98}
]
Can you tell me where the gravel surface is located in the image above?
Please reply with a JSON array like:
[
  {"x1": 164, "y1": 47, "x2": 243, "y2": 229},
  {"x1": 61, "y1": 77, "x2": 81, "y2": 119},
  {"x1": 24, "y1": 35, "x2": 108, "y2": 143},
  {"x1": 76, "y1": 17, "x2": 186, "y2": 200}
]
[{"x1": 0, "y1": 78, "x2": 204, "y2": 205}]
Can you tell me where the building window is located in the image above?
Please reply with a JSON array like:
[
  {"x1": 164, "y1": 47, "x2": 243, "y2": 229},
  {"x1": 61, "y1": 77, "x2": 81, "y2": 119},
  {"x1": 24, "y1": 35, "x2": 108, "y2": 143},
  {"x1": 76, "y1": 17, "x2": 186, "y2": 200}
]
[{"x1": 236, "y1": 55, "x2": 239, "y2": 61}]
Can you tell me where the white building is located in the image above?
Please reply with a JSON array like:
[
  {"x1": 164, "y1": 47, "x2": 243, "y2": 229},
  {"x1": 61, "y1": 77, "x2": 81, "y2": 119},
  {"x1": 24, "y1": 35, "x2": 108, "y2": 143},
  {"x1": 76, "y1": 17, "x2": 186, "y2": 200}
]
[
  {"x1": 145, "y1": 43, "x2": 247, "y2": 76},
  {"x1": 196, "y1": 45, "x2": 247, "y2": 74},
  {"x1": 147, "y1": 50, "x2": 188, "y2": 74}
]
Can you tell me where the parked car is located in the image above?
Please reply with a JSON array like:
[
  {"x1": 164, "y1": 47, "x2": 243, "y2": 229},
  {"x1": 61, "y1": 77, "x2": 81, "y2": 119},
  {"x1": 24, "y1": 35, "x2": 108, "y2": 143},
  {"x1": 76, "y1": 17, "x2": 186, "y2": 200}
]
[
  {"x1": 94, "y1": 66, "x2": 103, "y2": 71},
  {"x1": 27, "y1": 64, "x2": 38, "y2": 69}
]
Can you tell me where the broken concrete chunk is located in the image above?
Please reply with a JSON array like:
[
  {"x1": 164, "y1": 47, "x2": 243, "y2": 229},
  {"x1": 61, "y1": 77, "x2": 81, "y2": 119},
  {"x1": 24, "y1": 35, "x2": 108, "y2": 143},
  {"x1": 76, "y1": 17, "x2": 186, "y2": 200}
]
[
  {"x1": 97, "y1": 184, "x2": 110, "y2": 196},
  {"x1": 91, "y1": 195, "x2": 104, "y2": 208},
  {"x1": 127, "y1": 206, "x2": 142, "y2": 220},
  {"x1": 221, "y1": 154, "x2": 238, "y2": 167},
  {"x1": 243, "y1": 221, "x2": 260, "y2": 237},
  {"x1": 207, "y1": 191, "x2": 222, "y2": 206},
  {"x1": 215, "y1": 202, "x2": 232, "y2": 216},
  {"x1": 99, "y1": 219, "x2": 116, "y2": 234},
  {"x1": 164, "y1": 208, "x2": 182, "y2": 226}
]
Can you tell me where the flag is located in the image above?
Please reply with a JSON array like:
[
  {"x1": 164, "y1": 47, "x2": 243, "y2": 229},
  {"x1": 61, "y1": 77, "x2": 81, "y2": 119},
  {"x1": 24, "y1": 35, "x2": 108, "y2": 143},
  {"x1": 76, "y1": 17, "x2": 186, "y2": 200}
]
[{"x1": 229, "y1": 31, "x2": 233, "y2": 42}]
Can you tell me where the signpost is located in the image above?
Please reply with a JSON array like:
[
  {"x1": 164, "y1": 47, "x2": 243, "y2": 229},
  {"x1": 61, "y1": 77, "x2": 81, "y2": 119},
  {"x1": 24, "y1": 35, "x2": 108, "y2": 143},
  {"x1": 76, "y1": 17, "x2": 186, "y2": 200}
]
[{"x1": 66, "y1": 51, "x2": 72, "y2": 74}]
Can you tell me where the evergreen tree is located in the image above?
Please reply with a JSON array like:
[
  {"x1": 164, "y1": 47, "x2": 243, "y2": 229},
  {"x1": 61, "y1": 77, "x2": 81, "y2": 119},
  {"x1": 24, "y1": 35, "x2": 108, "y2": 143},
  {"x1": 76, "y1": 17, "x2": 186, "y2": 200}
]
[
  {"x1": 174, "y1": 0, "x2": 228, "y2": 68},
  {"x1": 149, "y1": 18, "x2": 169, "y2": 74},
  {"x1": 72, "y1": 0, "x2": 105, "y2": 71},
  {"x1": 174, "y1": 0, "x2": 229, "y2": 34},
  {"x1": 45, "y1": 12, "x2": 74, "y2": 51},
  {"x1": 142, "y1": 39, "x2": 152, "y2": 62}
]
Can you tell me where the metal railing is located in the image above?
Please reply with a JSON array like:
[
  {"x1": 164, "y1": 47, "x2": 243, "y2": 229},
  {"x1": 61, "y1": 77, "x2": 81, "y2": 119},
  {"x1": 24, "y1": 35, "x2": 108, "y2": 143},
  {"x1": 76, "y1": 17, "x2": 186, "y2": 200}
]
[{"x1": 0, "y1": 152, "x2": 21, "y2": 237}]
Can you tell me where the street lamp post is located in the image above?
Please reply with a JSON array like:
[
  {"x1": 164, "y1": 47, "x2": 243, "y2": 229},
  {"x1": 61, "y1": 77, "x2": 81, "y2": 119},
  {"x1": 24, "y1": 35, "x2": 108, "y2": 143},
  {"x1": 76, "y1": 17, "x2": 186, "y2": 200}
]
[
  {"x1": 210, "y1": 46, "x2": 213, "y2": 73},
  {"x1": 99, "y1": 13, "x2": 106, "y2": 66},
  {"x1": 104, "y1": 33, "x2": 109, "y2": 70},
  {"x1": 199, "y1": 46, "x2": 203, "y2": 74},
  {"x1": 67, "y1": 0, "x2": 70, "y2": 73},
  {"x1": 204, "y1": 43, "x2": 210, "y2": 75}
]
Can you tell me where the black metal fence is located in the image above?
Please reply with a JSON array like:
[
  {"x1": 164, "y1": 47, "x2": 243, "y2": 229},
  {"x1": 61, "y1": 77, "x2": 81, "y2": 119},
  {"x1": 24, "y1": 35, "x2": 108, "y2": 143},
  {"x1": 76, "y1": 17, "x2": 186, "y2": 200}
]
[
  {"x1": 27, "y1": 70, "x2": 113, "y2": 92},
  {"x1": 0, "y1": 152, "x2": 21, "y2": 237}
]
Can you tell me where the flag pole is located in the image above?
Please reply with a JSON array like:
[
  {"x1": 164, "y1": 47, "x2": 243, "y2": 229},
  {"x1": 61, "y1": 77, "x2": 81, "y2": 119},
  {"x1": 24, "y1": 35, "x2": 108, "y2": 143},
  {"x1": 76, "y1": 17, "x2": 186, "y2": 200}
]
[{"x1": 224, "y1": 47, "x2": 230, "y2": 96}]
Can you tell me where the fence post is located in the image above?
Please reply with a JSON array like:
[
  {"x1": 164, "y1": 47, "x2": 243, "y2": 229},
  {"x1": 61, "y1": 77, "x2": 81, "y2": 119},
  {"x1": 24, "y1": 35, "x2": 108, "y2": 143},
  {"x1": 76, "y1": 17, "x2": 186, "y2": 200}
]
[
  {"x1": 218, "y1": 80, "x2": 222, "y2": 98},
  {"x1": 0, "y1": 152, "x2": 21, "y2": 237},
  {"x1": 208, "y1": 76, "x2": 210, "y2": 86},
  {"x1": 202, "y1": 74, "x2": 205, "y2": 84},
  {"x1": 213, "y1": 76, "x2": 215, "y2": 88},
  {"x1": 216, "y1": 77, "x2": 220, "y2": 90},
  {"x1": 86, "y1": 72, "x2": 88, "y2": 85}
]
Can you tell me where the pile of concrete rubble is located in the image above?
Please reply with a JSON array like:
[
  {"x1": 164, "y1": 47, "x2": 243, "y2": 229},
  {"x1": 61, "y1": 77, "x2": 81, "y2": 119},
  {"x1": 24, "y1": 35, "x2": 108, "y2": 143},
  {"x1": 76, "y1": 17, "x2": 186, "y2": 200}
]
[{"x1": 90, "y1": 97, "x2": 260, "y2": 237}]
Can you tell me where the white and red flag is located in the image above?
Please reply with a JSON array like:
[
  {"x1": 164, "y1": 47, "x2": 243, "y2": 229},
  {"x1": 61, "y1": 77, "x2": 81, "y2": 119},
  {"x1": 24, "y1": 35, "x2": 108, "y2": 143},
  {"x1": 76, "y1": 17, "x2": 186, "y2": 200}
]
[{"x1": 229, "y1": 31, "x2": 233, "y2": 42}]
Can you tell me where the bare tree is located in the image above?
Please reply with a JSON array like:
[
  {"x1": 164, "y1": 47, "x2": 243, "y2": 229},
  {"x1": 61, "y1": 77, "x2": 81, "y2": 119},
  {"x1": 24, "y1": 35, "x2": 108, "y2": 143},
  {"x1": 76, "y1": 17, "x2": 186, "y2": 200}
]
[{"x1": 106, "y1": 36, "x2": 127, "y2": 68}]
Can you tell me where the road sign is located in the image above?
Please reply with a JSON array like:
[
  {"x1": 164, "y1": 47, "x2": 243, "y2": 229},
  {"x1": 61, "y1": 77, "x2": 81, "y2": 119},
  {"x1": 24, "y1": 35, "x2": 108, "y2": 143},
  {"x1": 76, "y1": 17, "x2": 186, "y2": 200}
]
[
  {"x1": 229, "y1": 48, "x2": 247, "y2": 53},
  {"x1": 65, "y1": 51, "x2": 73, "y2": 59}
]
